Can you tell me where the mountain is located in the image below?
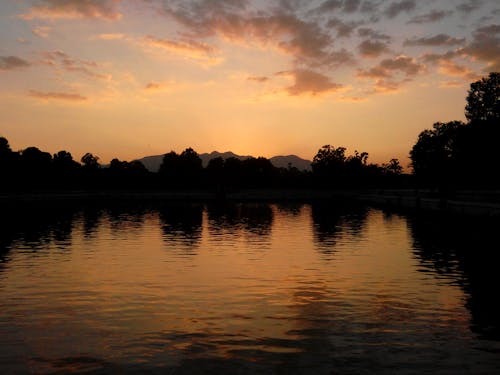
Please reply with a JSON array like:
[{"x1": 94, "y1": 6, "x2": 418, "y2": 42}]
[{"x1": 135, "y1": 151, "x2": 312, "y2": 172}]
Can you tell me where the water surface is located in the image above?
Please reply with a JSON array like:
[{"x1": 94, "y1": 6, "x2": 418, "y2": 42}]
[{"x1": 1, "y1": 202, "x2": 499, "y2": 374}]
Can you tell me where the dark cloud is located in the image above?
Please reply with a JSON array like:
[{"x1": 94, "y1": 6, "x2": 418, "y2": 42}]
[
  {"x1": 461, "y1": 24, "x2": 500, "y2": 71},
  {"x1": 343, "y1": 0, "x2": 362, "y2": 13},
  {"x1": 457, "y1": 0, "x2": 483, "y2": 14},
  {"x1": 384, "y1": 0, "x2": 416, "y2": 18},
  {"x1": 357, "y1": 27, "x2": 391, "y2": 41},
  {"x1": 407, "y1": 9, "x2": 453, "y2": 24},
  {"x1": 358, "y1": 39, "x2": 390, "y2": 57},
  {"x1": 0, "y1": 56, "x2": 31, "y2": 70},
  {"x1": 314, "y1": 0, "x2": 343, "y2": 13},
  {"x1": 404, "y1": 34, "x2": 466, "y2": 47},
  {"x1": 360, "y1": 0, "x2": 383, "y2": 14},
  {"x1": 277, "y1": 69, "x2": 343, "y2": 96},
  {"x1": 20, "y1": 0, "x2": 122, "y2": 20},
  {"x1": 29, "y1": 90, "x2": 87, "y2": 101},
  {"x1": 313, "y1": 0, "x2": 363, "y2": 14},
  {"x1": 326, "y1": 17, "x2": 361, "y2": 38}
]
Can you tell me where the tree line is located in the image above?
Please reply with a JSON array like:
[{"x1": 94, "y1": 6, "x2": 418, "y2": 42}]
[
  {"x1": 1, "y1": 72, "x2": 497, "y2": 193},
  {"x1": 0, "y1": 137, "x2": 406, "y2": 192}
]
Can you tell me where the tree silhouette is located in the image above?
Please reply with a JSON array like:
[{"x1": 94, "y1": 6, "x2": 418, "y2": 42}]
[
  {"x1": 465, "y1": 72, "x2": 499, "y2": 122},
  {"x1": 159, "y1": 148, "x2": 203, "y2": 187},
  {"x1": 81, "y1": 153, "x2": 100, "y2": 169},
  {"x1": 382, "y1": 159, "x2": 403, "y2": 175},
  {"x1": 410, "y1": 72, "x2": 500, "y2": 188}
]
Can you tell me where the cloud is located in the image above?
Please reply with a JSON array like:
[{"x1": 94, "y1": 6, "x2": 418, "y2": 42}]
[
  {"x1": 404, "y1": 34, "x2": 466, "y2": 47},
  {"x1": 326, "y1": 18, "x2": 361, "y2": 38},
  {"x1": 357, "y1": 28, "x2": 391, "y2": 41},
  {"x1": 358, "y1": 39, "x2": 390, "y2": 58},
  {"x1": 460, "y1": 24, "x2": 500, "y2": 71},
  {"x1": 457, "y1": 0, "x2": 483, "y2": 14},
  {"x1": 342, "y1": 0, "x2": 362, "y2": 13},
  {"x1": 277, "y1": 69, "x2": 342, "y2": 96},
  {"x1": 29, "y1": 90, "x2": 87, "y2": 101},
  {"x1": 96, "y1": 33, "x2": 125, "y2": 40},
  {"x1": 0, "y1": 56, "x2": 31, "y2": 71},
  {"x1": 142, "y1": 35, "x2": 222, "y2": 65},
  {"x1": 384, "y1": 0, "x2": 416, "y2": 18},
  {"x1": 437, "y1": 60, "x2": 479, "y2": 81},
  {"x1": 32, "y1": 26, "x2": 52, "y2": 38},
  {"x1": 247, "y1": 76, "x2": 269, "y2": 82},
  {"x1": 40, "y1": 50, "x2": 110, "y2": 80},
  {"x1": 20, "y1": 0, "x2": 122, "y2": 20},
  {"x1": 408, "y1": 9, "x2": 453, "y2": 24},
  {"x1": 358, "y1": 55, "x2": 424, "y2": 79},
  {"x1": 143, "y1": 81, "x2": 175, "y2": 93},
  {"x1": 162, "y1": 2, "x2": 348, "y2": 69},
  {"x1": 358, "y1": 55, "x2": 424, "y2": 92},
  {"x1": 312, "y1": 0, "x2": 362, "y2": 14}
]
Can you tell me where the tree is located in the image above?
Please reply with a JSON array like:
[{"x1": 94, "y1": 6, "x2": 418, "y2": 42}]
[
  {"x1": 0, "y1": 137, "x2": 11, "y2": 155},
  {"x1": 81, "y1": 153, "x2": 100, "y2": 169},
  {"x1": 409, "y1": 121, "x2": 465, "y2": 184},
  {"x1": 158, "y1": 148, "x2": 202, "y2": 186},
  {"x1": 465, "y1": 72, "x2": 499, "y2": 122},
  {"x1": 382, "y1": 159, "x2": 403, "y2": 175}
]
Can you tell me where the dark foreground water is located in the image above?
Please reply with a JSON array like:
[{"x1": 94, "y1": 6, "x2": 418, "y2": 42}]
[{"x1": 1, "y1": 202, "x2": 499, "y2": 374}]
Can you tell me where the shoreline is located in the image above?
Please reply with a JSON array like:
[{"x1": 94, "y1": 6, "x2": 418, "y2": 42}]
[{"x1": 2, "y1": 188, "x2": 500, "y2": 216}]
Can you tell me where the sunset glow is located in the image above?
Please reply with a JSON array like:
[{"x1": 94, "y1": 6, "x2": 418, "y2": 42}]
[{"x1": 1, "y1": 0, "x2": 498, "y2": 164}]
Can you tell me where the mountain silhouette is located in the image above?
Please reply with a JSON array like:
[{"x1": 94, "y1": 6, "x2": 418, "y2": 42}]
[{"x1": 135, "y1": 151, "x2": 312, "y2": 172}]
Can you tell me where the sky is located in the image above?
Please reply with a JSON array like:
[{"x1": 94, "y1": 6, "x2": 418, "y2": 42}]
[{"x1": 0, "y1": 0, "x2": 499, "y2": 166}]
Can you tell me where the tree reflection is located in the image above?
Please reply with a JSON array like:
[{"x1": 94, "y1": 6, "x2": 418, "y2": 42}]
[
  {"x1": 275, "y1": 202, "x2": 304, "y2": 216},
  {"x1": 206, "y1": 203, "x2": 274, "y2": 241},
  {"x1": 311, "y1": 202, "x2": 369, "y2": 255},
  {"x1": 106, "y1": 206, "x2": 146, "y2": 235},
  {"x1": 159, "y1": 204, "x2": 203, "y2": 252},
  {"x1": 82, "y1": 207, "x2": 103, "y2": 238},
  {"x1": 408, "y1": 213, "x2": 500, "y2": 340}
]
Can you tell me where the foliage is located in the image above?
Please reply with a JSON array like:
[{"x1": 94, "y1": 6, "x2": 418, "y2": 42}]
[
  {"x1": 465, "y1": 72, "x2": 500, "y2": 122},
  {"x1": 410, "y1": 72, "x2": 500, "y2": 188}
]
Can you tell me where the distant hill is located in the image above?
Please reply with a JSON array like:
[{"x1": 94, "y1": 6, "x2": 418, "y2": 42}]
[{"x1": 135, "y1": 151, "x2": 312, "y2": 172}]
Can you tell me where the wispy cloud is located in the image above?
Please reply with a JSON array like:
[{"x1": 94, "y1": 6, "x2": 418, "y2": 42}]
[
  {"x1": 404, "y1": 34, "x2": 466, "y2": 47},
  {"x1": 29, "y1": 90, "x2": 87, "y2": 101},
  {"x1": 96, "y1": 33, "x2": 125, "y2": 40},
  {"x1": 247, "y1": 76, "x2": 269, "y2": 83},
  {"x1": 142, "y1": 35, "x2": 222, "y2": 65},
  {"x1": 0, "y1": 56, "x2": 31, "y2": 71},
  {"x1": 20, "y1": 0, "x2": 122, "y2": 20},
  {"x1": 408, "y1": 9, "x2": 453, "y2": 24},
  {"x1": 40, "y1": 50, "x2": 110, "y2": 80},
  {"x1": 384, "y1": 0, "x2": 416, "y2": 18}
]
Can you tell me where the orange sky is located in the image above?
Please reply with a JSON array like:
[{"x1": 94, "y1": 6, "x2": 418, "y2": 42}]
[{"x1": 1, "y1": 0, "x2": 498, "y2": 166}]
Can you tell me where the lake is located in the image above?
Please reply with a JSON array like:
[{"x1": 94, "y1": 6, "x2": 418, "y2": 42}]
[{"x1": 1, "y1": 202, "x2": 499, "y2": 374}]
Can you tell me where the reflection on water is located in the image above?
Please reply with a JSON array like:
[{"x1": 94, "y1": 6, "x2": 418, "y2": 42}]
[
  {"x1": 1, "y1": 202, "x2": 499, "y2": 374},
  {"x1": 408, "y1": 213, "x2": 500, "y2": 341}
]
